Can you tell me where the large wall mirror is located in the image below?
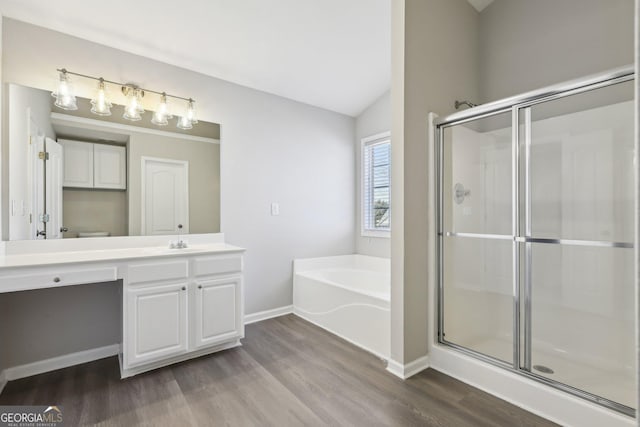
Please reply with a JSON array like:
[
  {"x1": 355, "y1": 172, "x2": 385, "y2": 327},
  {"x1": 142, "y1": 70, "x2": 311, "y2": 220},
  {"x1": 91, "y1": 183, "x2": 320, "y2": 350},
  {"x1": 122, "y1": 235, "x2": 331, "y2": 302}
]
[{"x1": 5, "y1": 83, "x2": 221, "y2": 240}]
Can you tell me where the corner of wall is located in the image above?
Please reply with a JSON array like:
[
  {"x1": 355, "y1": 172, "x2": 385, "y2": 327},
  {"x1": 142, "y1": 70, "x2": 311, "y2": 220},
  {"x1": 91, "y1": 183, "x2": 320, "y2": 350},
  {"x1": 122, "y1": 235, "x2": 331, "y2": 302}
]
[
  {"x1": 0, "y1": 14, "x2": 6, "y2": 242},
  {"x1": 634, "y1": 0, "x2": 639, "y2": 418},
  {"x1": 390, "y1": 0, "x2": 406, "y2": 364}
]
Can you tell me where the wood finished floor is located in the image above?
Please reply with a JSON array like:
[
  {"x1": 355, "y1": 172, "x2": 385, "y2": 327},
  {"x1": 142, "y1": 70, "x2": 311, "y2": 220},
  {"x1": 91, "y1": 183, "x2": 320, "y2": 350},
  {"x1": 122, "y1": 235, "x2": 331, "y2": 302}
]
[{"x1": 0, "y1": 315, "x2": 556, "y2": 426}]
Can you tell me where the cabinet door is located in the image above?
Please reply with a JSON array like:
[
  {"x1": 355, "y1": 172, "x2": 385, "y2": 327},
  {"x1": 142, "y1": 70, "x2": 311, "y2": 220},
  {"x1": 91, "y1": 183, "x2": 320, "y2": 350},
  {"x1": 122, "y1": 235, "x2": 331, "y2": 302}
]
[
  {"x1": 194, "y1": 276, "x2": 242, "y2": 348},
  {"x1": 94, "y1": 144, "x2": 126, "y2": 189},
  {"x1": 59, "y1": 140, "x2": 93, "y2": 188},
  {"x1": 126, "y1": 283, "x2": 188, "y2": 367}
]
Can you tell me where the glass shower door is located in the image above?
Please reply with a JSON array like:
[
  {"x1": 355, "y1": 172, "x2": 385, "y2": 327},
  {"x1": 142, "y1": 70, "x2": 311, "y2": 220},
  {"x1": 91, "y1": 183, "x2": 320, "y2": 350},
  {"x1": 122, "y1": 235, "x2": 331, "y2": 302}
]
[
  {"x1": 440, "y1": 111, "x2": 516, "y2": 365},
  {"x1": 522, "y1": 80, "x2": 636, "y2": 410}
]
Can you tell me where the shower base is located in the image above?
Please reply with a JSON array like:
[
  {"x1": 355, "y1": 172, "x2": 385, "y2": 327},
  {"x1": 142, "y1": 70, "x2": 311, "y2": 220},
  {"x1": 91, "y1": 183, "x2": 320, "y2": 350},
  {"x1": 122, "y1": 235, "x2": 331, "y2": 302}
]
[{"x1": 461, "y1": 337, "x2": 635, "y2": 409}]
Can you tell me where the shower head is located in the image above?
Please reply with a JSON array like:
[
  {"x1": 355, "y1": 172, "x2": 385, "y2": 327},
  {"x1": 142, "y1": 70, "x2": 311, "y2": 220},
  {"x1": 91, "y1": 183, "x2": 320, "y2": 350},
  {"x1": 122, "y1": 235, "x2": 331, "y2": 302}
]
[{"x1": 454, "y1": 100, "x2": 478, "y2": 110}]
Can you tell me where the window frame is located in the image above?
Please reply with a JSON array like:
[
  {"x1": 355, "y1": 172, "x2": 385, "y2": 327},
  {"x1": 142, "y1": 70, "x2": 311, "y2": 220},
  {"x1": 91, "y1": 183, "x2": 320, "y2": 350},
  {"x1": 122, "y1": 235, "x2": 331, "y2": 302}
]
[{"x1": 361, "y1": 131, "x2": 391, "y2": 238}]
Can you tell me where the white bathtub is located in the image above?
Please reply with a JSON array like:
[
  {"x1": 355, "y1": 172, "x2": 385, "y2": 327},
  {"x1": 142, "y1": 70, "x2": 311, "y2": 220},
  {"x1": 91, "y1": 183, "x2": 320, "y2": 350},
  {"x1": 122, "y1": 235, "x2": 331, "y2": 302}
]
[{"x1": 293, "y1": 254, "x2": 390, "y2": 359}]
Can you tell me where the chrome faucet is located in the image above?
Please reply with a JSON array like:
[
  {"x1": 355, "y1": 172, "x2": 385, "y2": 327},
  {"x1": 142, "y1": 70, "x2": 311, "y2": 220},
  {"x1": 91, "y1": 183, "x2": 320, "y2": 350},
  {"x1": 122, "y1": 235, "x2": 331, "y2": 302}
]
[{"x1": 170, "y1": 224, "x2": 188, "y2": 249}]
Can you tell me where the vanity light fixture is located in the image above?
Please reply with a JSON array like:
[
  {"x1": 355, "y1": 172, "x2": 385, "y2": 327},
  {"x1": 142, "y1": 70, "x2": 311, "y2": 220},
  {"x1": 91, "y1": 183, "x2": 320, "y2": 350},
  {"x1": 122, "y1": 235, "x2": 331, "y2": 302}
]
[
  {"x1": 51, "y1": 69, "x2": 78, "y2": 111},
  {"x1": 52, "y1": 68, "x2": 198, "y2": 129},
  {"x1": 90, "y1": 78, "x2": 112, "y2": 116}
]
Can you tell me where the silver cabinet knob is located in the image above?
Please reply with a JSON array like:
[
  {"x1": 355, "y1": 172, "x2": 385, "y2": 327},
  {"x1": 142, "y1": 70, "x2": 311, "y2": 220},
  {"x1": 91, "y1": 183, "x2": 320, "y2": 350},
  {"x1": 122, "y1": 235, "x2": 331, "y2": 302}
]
[{"x1": 53, "y1": 277, "x2": 61, "y2": 283}]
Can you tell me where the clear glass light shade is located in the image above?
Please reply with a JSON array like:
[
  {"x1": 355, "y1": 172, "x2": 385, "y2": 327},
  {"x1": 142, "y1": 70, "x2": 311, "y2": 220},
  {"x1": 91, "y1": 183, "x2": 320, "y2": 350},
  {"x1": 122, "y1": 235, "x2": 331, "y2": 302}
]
[
  {"x1": 51, "y1": 71, "x2": 78, "y2": 111},
  {"x1": 151, "y1": 94, "x2": 172, "y2": 126},
  {"x1": 90, "y1": 79, "x2": 112, "y2": 116},
  {"x1": 177, "y1": 99, "x2": 197, "y2": 130},
  {"x1": 186, "y1": 99, "x2": 198, "y2": 124},
  {"x1": 177, "y1": 115, "x2": 193, "y2": 130},
  {"x1": 123, "y1": 87, "x2": 144, "y2": 121}
]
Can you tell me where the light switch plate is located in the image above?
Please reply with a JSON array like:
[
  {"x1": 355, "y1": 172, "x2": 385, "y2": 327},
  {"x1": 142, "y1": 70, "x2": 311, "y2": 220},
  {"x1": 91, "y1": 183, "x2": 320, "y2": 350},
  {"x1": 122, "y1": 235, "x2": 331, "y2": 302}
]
[{"x1": 271, "y1": 202, "x2": 280, "y2": 216}]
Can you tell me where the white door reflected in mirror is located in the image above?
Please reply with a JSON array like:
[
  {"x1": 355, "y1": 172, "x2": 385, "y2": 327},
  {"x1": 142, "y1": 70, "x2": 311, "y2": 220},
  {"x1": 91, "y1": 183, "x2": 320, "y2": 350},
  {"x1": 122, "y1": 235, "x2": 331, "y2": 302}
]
[{"x1": 141, "y1": 157, "x2": 189, "y2": 236}]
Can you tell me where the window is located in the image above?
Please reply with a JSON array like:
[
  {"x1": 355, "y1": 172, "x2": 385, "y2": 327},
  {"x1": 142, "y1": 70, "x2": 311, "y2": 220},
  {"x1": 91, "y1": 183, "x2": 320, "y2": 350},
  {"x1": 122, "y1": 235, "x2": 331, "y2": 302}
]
[{"x1": 362, "y1": 132, "x2": 391, "y2": 237}]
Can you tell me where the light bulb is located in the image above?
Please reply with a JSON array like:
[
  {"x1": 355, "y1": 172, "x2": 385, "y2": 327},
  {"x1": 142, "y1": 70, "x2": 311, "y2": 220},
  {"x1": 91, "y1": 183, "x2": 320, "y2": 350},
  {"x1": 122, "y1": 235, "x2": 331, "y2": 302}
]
[
  {"x1": 123, "y1": 87, "x2": 144, "y2": 121},
  {"x1": 52, "y1": 70, "x2": 78, "y2": 111},
  {"x1": 90, "y1": 78, "x2": 112, "y2": 116},
  {"x1": 151, "y1": 93, "x2": 172, "y2": 126},
  {"x1": 186, "y1": 99, "x2": 197, "y2": 124},
  {"x1": 177, "y1": 99, "x2": 197, "y2": 130},
  {"x1": 177, "y1": 115, "x2": 193, "y2": 130}
]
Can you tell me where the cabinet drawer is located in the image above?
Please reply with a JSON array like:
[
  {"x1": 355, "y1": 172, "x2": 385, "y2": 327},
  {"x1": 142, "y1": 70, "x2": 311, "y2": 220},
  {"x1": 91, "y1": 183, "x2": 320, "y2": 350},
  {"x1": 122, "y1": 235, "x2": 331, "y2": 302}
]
[
  {"x1": 0, "y1": 266, "x2": 118, "y2": 293},
  {"x1": 193, "y1": 255, "x2": 242, "y2": 277},
  {"x1": 127, "y1": 260, "x2": 189, "y2": 285}
]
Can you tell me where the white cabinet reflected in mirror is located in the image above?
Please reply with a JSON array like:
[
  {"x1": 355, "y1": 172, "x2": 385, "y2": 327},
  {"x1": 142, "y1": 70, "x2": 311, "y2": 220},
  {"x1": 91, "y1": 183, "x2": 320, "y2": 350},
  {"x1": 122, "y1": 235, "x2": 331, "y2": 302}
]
[{"x1": 6, "y1": 83, "x2": 221, "y2": 240}]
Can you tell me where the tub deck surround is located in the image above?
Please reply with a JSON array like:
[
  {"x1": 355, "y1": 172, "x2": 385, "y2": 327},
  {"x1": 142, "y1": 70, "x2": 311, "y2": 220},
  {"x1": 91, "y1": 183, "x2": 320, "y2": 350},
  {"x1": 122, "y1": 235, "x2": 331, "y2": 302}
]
[
  {"x1": 293, "y1": 254, "x2": 390, "y2": 359},
  {"x1": 0, "y1": 233, "x2": 245, "y2": 381}
]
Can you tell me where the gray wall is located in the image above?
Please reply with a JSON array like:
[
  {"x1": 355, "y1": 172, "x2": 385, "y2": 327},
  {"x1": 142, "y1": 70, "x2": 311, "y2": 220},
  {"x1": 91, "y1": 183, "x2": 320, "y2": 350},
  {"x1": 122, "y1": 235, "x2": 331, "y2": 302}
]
[
  {"x1": 392, "y1": 0, "x2": 635, "y2": 365},
  {"x1": 63, "y1": 188, "x2": 128, "y2": 237},
  {"x1": 0, "y1": 282, "x2": 120, "y2": 369},
  {"x1": 355, "y1": 90, "x2": 391, "y2": 258},
  {"x1": 0, "y1": 18, "x2": 355, "y2": 370},
  {"x1": 127, "y1": 133, "x2": 221, "y2": 235},
  {"x1": 392, "y1": 0, "x2": 479, "y2": 364},
  {"x1": 479, "y1": 0, "x2": 634, "y2": 103}
]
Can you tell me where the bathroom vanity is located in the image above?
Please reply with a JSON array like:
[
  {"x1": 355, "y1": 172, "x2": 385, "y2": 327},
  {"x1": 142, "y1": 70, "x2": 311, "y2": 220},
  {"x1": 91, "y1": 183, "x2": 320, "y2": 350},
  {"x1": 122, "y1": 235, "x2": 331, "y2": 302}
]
[{"x1": 0, "y1": 234, "x2": 244, "y2": 379}]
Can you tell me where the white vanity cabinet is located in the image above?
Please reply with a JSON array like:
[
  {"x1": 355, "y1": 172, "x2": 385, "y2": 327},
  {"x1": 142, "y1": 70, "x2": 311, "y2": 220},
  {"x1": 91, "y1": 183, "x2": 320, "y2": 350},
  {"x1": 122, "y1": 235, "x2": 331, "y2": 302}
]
[
  {"x1": 59, "y1": 139, "x2": 126, "y2": 190},
  {"x1": 121, "y1": 252, "x2": 244, "y2": 376},
  {"x1": 0, "y1": 235, "x2": 244, "y2": 383}
]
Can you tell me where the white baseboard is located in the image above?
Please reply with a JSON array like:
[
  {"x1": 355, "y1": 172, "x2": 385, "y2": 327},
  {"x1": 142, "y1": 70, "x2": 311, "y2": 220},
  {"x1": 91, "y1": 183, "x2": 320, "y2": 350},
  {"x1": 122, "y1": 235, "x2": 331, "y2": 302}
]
[
  {"x1": 244, "y1": 305, "x2": 293, "y2": 324},
  {"x1": 386, "y1": 355, "x2": 430, "y2": 380},
  {"x1": 3, "y1": 344, "x2": 120, "y2": 382}
]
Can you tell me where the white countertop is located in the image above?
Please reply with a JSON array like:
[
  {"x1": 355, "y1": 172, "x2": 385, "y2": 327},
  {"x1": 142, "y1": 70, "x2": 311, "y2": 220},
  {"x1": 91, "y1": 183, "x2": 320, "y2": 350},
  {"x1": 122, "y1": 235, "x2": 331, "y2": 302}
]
[{"x1": 0, "y1": 243, "x2": 245, "y2": 269}]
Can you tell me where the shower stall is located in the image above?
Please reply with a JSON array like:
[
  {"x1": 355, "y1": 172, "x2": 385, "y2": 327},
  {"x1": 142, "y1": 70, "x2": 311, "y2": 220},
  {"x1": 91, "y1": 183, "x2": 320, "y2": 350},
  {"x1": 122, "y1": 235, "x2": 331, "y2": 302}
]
[{"x1": 435, "y1": 66, "x2": 635, "y2": 416}]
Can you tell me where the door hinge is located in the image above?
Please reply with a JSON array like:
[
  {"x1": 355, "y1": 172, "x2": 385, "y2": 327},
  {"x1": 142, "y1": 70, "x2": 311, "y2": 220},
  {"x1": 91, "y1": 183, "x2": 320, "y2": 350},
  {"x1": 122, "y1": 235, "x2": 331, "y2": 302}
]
[
  {"x1": 38, "y1": 151, "x2": 49, "y2": 160},
  {"x1": 39, "y1": 213, "x2": 50, "y2": 223},
  {"x1": 29, "y1": 213, "x2": 32, "y2": 224}
]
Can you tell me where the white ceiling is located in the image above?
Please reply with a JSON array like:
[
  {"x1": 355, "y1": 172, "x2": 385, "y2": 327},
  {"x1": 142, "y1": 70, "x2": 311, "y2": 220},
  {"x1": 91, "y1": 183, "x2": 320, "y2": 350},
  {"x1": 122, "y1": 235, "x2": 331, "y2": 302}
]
[{"x1": 0, "y1": 0, "x2": 391, "y2": 117}]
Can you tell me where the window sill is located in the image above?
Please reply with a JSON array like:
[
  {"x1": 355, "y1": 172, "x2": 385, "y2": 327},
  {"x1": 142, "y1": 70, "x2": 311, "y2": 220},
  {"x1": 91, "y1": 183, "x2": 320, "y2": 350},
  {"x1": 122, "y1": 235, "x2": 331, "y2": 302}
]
[{"x1": 361, "y1": 230, "x2": 391, "y2": 238}]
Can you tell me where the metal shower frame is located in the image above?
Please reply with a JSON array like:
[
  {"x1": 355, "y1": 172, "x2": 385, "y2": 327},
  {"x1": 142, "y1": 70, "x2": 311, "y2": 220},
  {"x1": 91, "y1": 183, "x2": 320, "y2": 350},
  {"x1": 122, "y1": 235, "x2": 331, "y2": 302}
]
[{"x1": 434, "y1": 65, "x2": 636, "y2": 417}]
